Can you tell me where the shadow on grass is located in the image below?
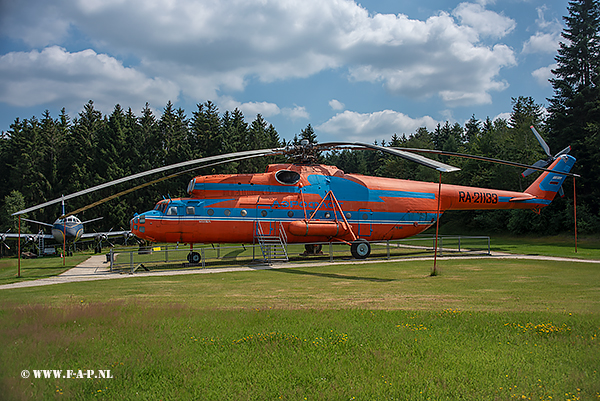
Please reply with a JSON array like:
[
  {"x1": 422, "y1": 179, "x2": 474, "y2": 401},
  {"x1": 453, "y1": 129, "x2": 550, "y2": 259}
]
[
  {"x1": 272, "y1": 268, "x2": 396, "y2": 282},
  {"x1": 221, "y1": 249, "x2": 245, "y2": 260}
]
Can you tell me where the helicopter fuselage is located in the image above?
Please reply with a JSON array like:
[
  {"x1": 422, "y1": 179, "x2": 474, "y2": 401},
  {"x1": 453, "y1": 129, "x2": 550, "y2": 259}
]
[{"x1": 130, "y1": 159, "x2": 573, "y2": 245}]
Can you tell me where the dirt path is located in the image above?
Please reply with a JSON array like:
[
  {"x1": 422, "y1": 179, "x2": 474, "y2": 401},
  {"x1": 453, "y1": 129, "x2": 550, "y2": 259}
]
[{"x1": 1, "y1": 252, "x2": 599, "y2": 290}]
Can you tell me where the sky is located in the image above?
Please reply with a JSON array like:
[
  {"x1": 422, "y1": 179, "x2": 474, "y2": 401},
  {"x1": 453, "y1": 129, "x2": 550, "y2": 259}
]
[{"x1": 0, "y1": 0, "x2": 568, "y2": 144}]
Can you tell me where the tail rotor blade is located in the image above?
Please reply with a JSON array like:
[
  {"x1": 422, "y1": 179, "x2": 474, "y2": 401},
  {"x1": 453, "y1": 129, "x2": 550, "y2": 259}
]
[
  {"x1": 555, "y1": 145, "x2": 571, "y2": 158},
  {"x1": 530, "y1": 126, "x2": 552, "y2": 158},
  {"x1": 522, "y1": 159, "x2": 550, "y2": 177}
]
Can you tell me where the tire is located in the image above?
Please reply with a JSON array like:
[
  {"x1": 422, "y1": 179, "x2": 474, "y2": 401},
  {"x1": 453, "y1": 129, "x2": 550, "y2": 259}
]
[
  {"x1": 304, "y1": 244, "x2": 323, "y2": 255},
  {"x1": 350, "y1": 239, "x2": 371, "y2": 259},
  {"x1": 188, "y1": 251, "x2": 201, "y2": 264}
]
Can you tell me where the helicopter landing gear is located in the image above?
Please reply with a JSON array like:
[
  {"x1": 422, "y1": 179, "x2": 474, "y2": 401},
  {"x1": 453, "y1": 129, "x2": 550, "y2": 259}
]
[
  {"x1": 303, "y1": 244, "x2": 323, "y2": 255},
  {"x1": 187, "y1": 251, "x2": 201, "y2": 264},
  {"x1": 350, "y1": 239, "x2": 371, "y2": 259}
]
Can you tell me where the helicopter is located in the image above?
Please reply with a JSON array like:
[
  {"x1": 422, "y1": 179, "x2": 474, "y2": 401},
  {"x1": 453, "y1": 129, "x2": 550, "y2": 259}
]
[{"x1": 14, "y1": 127, "x2": 577, "y2": 263}]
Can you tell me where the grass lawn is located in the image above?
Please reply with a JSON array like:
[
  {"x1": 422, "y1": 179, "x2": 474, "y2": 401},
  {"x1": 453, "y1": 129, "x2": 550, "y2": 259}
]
[
  {"x1": 0, "y1": 255, "x2": 89, "y2": 286},
  {"x1": 489, "y1": 234, "x2": 600, "y2": 260},
  {"x1": 1, "y1": 256, "x2": 599, "y2": 400}
]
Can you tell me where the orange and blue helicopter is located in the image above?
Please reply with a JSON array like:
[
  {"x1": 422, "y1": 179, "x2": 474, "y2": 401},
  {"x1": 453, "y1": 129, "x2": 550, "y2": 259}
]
[{"x1": 14, "y1": 127, "x2": 577, "y2": 263}]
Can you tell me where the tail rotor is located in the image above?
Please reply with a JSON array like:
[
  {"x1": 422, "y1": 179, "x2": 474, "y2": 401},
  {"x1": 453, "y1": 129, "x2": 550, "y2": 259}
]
[{"x1": 523, "y1": 126, "x2": 572, "y2": 196}]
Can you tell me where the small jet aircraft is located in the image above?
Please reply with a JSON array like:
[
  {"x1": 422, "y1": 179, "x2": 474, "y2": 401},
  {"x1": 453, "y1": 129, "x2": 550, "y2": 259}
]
[{"x1": 14, "y1": 127, "x2": 578, "y2": 263}]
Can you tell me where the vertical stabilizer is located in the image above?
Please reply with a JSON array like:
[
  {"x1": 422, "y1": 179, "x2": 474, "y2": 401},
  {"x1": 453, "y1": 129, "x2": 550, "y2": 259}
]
[{"x1": 524, "y1": 155, "x2": 576, "y2": 203}]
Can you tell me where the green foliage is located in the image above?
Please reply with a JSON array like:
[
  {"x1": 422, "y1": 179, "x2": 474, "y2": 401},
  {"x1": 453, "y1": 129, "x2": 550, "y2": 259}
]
[
  {"x1": 0, "y1": 102, "x2": 290, "y2": 236},
  {"x1": 3, "y1": 0, "x2": 600, "y2": 240},
  {"x1": 1, "y1": 190, "x2": 28, "y2": 233},
  {"x1": 548, "y1": 0, "x2": 600, "y2": 221}
]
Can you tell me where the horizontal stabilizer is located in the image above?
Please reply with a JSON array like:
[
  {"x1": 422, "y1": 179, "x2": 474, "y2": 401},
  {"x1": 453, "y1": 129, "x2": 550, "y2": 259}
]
[{"x1": 509, "y1": 194, "x2": 537, "y2": 202}]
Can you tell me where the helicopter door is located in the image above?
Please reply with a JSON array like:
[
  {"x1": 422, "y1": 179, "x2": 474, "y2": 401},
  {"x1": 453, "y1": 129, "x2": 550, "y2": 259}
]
[
  {"x1": 165, "y1": 205, "x2": 184, "y2": 243},
  {"x1": 358, "y1": 208, "x2": 373, "y2": 237}
]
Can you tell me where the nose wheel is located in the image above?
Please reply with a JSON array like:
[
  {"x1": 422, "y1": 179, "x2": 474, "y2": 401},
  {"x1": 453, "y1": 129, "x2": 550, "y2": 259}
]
[
  {"x1": 350, "y1": 239, "x2": 371, "y2": 259},
  {"x1": 187, "y1": 251, "x2": 201, "y2": 264}
]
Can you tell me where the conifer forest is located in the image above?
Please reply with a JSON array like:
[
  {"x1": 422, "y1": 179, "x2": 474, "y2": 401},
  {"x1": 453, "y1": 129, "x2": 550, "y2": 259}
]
[{"x1": 1, "y1": 0, "x2": 599, "y2": 240}]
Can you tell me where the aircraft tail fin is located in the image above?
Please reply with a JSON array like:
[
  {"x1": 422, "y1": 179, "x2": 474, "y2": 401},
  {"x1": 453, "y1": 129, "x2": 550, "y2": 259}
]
[{"x1": 524, "y1": 154, "x2": 576, "y2": 203}]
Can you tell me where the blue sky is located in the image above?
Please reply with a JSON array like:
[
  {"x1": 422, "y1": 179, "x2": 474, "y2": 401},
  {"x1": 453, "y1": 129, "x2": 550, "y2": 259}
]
[{"x1": 0, "y1": 0, "x2": 567, "y2": 144}]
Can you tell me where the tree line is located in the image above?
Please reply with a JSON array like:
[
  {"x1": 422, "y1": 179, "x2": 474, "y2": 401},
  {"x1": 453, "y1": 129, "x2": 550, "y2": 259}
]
[{"x1": 1, "y1": 0, "x2": 598, "y2": 243}]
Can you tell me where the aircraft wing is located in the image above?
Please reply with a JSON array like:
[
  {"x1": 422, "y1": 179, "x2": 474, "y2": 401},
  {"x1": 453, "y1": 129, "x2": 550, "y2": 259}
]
[
  {"x1": 81, "y1": 230, "x2": 131, "y2": 239},
  {"x1": 2, "y1": 233, "x2": 54, "y2": 240}
]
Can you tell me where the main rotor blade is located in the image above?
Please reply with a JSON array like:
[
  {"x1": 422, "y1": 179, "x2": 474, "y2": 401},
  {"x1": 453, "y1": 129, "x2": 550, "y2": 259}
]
[
  {"x1": 63, "y1": 151, "x2": 280, "y2": 217},
  {"x1": 530, "y1": 126, "x2": 552, "y2": 158},
  {"x1": 318, "y1": 141, "x2": 460, "y2": 173},
  {"x1": 81, "y1": 216, "x2": 104, "y2": 225},
  {"x1": 13, "y1": 148, "x2": 284, "y2": 216},
  {"x1": 392, "y1": 147, "x2": 580, "y2": 177},
  {"x1": 21, "y1": 218, "x2": 53, "y2": 227}
]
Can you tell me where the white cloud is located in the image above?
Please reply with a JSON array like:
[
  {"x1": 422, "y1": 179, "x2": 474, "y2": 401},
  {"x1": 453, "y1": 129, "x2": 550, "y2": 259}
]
[
  {"x1": 345, "y1": 13, "x2": 516, "y2": 106},
  {"x1": 0, "y1": 1, "x2": 71, "y2": 47},
  {"x1": 218, "y1": 97, "x2": 281, "y2": 118},
  {"x1": 329, "y1": 99, "x2": 345, "y2": 110},
  {"x1": 522, "y1": 6, "x2": 562, "y2": 54},
  {"x1": 452, "y1": 3, "x2": 516, "y2": 39},
  {"x1": 492, "y1": 112, "x2": 510, "y2": 122},
  {"x1": 0, "y1": 46, "x2": 178, "y2": 114},
  {"x1": 282, "y1": 105, "x2": 309, "y2": 121},
  {"x1": 0, "y1": 0, "x2": 518, "y2": 111},
  {"x1": 532, "y1": 64, "x2": 556, "y2": 87},
  {"x1": 316, "y1": 110, "x2": 438, "y2": 142},
  {"x1": 522, "y1": 32, "x2": 561, "y2": 54}
]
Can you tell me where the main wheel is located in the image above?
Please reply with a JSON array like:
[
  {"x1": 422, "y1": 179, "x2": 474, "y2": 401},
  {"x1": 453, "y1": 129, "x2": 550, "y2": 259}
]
[
  {"x1": 304, "y1": 244, "x2": 323, "y2": 255},
  {"x1": 350, "y1": 239, "x2": 371, "y2": 259},
  {"x1": 188, "y1": 251, "x2": 201, "y2": 264}
]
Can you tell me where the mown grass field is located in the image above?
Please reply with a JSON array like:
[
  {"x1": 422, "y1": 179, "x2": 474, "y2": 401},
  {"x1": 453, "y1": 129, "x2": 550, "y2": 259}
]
[{"x1": 0, "y1": 238, "x2": 599, "y2": 400}]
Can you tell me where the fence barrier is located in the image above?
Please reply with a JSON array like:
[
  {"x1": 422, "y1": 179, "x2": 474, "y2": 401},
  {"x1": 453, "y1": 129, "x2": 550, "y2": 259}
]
[{"x1": 107, "y1": 235, "x2": 491, "y2": 273}]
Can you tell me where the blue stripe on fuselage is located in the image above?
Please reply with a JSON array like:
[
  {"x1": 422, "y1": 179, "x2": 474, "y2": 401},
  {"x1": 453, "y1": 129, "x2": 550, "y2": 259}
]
[{"x1": 198, "y1": 175, "x2": 435, "y2": 201}]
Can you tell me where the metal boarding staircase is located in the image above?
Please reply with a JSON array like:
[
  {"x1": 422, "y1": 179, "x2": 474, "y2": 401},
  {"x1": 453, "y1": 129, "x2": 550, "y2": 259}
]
[{"x1": 254, "y1": 221, "x2": 289, "y2": 263}]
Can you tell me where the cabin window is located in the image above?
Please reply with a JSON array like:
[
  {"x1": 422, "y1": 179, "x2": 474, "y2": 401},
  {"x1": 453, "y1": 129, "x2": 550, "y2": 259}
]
[
  {"x1": 186, "y1": 206, "x2": 195, "y2": 215},
  {"x1": 362, "y1": 213, "x2": 368, "y2": 220},
  {"x1": 261, "y1": 210, "x2": 268, "y2": 217},
  {"x1": 324, "y1": 212, "x2": 331, "y2": 219},
  {"x1": 275, "y1": 170, "x2": 301, "y2": 185},
  {"x1": 241, "y1": 210, "x2": 247, "y2": 217},
  {"x1": 167, "y1": 207, "x2": 178, "y2": 216},
  {"x1": 224, "y1": 210, "x2": 231, "y2": 216},
  {"x1": 287, "y1": 211, "x2": 294, "y2": 218},
  {"x1": 207, "y1": 209, "x2": 214, "y2": 216},
  {"x1": 345, "y1": 212, "x2": 351, "y2": 219}
]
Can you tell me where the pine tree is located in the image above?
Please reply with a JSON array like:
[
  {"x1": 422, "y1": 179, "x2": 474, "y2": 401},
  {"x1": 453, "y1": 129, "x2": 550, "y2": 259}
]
[
  {"x1": 547, "y1": 0, "x2": 600, "y2": 231},
  {"x1": 299, "y1": 124, "x2": 317, "y2": 144}
]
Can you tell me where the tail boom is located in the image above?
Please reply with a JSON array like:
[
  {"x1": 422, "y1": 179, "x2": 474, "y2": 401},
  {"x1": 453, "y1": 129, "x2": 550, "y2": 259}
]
[{"x1": 442, "y1": 154, "x2": 576, "y2": 212}]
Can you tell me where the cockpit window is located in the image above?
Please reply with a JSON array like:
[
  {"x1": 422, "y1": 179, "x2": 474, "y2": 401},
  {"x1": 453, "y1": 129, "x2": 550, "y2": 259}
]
[
  {"x1": 167, "y1": 206, "x2": 178, "y2": 216},
  {"x1": 275, "y1": 170, "x2": 301, "y2": 185},
  {"x1": 154, "y1": 202, "x2": 168, "y2": 214}
]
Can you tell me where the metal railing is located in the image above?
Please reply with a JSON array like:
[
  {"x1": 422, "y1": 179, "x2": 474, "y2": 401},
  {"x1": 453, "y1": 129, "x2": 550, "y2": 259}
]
[{"x1": 107, "y1": 235, "x2": 491, "y2": 273}]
